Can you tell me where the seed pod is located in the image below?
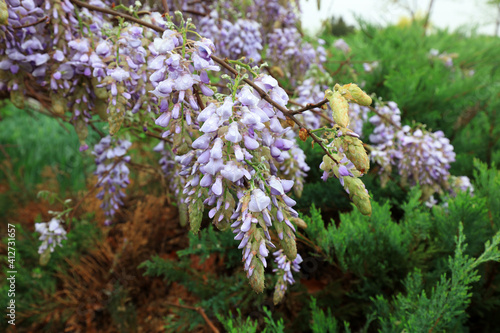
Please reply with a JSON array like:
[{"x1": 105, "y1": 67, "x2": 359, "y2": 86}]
[
  {"x1": 249, "y1": 259, "x2": 265, "y2": 293},
  {"x1": 345, "y1": 83, "x2": 372, "y2": 106},
  {"x1": 280, "y1": 226, "x2": 297, "y2": 260},
  {"x1": 0, "y1": 0, "x2": 8, "y2": 25},
  {"x1": 341, "y1": 136, "x2": 370, "y2": 174},
  {"x1": 188, "y1": 198, "x2": 204, "y2": 233},
  {"x1": 325, "y1": 89, "x2": 349, "y2": 128},
  {"x1": 344, "y1": 177, "x2": 371, "y2": 215}
]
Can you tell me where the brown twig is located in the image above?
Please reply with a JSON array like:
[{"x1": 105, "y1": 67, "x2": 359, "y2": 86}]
[
  {"x1": 192, "y1": 84, "x2": 206, "y2": 111},
  {"x1": 13, "y1": 16, "x2": 49, "y2": 29},
  {"x1": 165, "y1": 301, "x2": 219, "y2": 333},
  {"x1": 161, "y1": 0, "x2": 170, "y2": 15},
  {"x1": 289, "y1": 100, "x2": 333, "y2": 123},
  {"x1": 69, "y1": 0, "x2": 164, "y2": 34},
  {"x1": 331, "y1": 57, "x2": 352, "y2": 77},
  {"x1": 290, "y1": 98, "x2": 328, "y2": 115},
  {"x1": 184, "y1": 9, "x2": 208, "y2": 17},
  {"x1": 89, "y1": 121, "x2": 105, "y2": 138},
  {"x1": 368, "y1": 105, "x2": 402, "y2": 130}
]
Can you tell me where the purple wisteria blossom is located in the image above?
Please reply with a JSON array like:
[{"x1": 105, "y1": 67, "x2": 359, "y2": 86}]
[
  {"x1": 266, "y1": 27, "x2": 326, "y2": 84},
  {"x1": 199, "y1": 12, "x2": 263, "y2": 62},
  {"x1": 35, "y1": 218, "x2": 67, "y2": 254},
  {"x1": 273, "y1": 249, "x2": 303, "y2": 304},
  {"x1": 177, "y1": 74, "x2": 307, "y2": 291},
  {"x1": 93, "y1": 136, "x2": 131, "y2": 225},
  {"x1": 368, "y1": 101, "x2": 456, "y2": 194}
]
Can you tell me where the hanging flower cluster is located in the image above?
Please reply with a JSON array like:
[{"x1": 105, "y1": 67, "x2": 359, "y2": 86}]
[
  {"x1": 176, "y1": 74, "x2": 306, "y2": 302},
  {"x1": 368, "y1": 101, "x2": 456, "y2": 198},
  {"x1": 93, "y1": 136, "x2": 132, "y2": 225},
  {"x1": 0, "y1": 0, "x2": 378, "y2": 304},
  {"x1": 35, "y1": 218, "x2": 67, "y2": 255}
]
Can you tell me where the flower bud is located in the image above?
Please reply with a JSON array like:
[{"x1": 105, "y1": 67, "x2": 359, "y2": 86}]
[
  {"x1": 340, "y1": 136, "x2": 370, "y2": 174},
  {"x1": 188, "y1": 198, "x2": 204, "y2": 233},
  {"x1": 325, "y1": 89, "x2": 349, "y2": 128},
  {"x1": 344, "y1": 177, "x2": 371, "y2": 215},
  {"x1": 290, "y1": 217, "x2": 307, "y2": 229},
  {"x1": 108, "y1": 104, "x2": 125, "y2": 135},
  {"x1": 178, "y1": 200, "x2": 188, "y2": 227},
  {"x1": 273, "y1": 284, "x2": 285, "y2": 305},
  {"x1": 95, "y1": 99, "x2": 108, "y2": 121},
  {"x1": 345, "y1": 83, "x2": 372, "y2": 106},
  {"x1": 249, "y1": 259, "x2": 265, "y2": 293},
  {"x1": 0, "y1": 0, "x2": 8, "y2": 25},
  {"x1": 280, "y1": 227, "x2": 297, "y2": 260}
]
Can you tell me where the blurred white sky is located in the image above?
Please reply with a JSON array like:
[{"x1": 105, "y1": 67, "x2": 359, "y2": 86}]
[{"x1": 300, "y1": 0, "x2": 498, "y2": 35}]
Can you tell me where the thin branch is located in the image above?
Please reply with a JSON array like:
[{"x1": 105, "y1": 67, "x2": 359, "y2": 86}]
[
  {"x1": 422, "y1": 0, "x2": 436, "y2": 31},
  {"x1": 89, "y1": 121, "x2": 105, "y2": 138},
  {"x1": 184, "y1": 9, "x2": 208, "y2": 17},
  {"x1": 289, "y1": 100, "x2": 333, "y2": 123},
  {"x1": 192, "y1": 84, "x2": 206, "y2": 110},
  {"x1": 69, "y1": 0, "x2": 164, "y2": 34},
  {"x1": 290, "y1": 98, "x2": 328, "y2": 115},
  {"x1": 13, "y1": 16, "x2": 49, "y2": 29},
  {"x1": 331, "y1": 57, "x2": 352, "y2": 77},
  {"x1": 165, "y1": 301, "x2": 219, "y2": 333},
  {"x1": 161, "y1": 0, "x2": 170, "y2": 15},
  {"x1": 368, "y1": 105, "x2": 402, "y2": 130}
]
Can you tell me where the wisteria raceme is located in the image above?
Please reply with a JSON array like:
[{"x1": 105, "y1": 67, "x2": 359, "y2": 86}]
[
  {"x1": 35, "y1": 217, "x2": 67, "y2": 255},
  {"x1": 199, "y1": 12, "x2": 263, "y2": 63},
  {"x1": 279, "y1": 133, "x2": 310, "y2": 197},
  {"x1": 93, "y1": 136, "x2": 132, "y2": 225},
  {"x1": 395, "y1": 127, "x2": 455, "y2": 191},
  {"x1": 449, "y1": 175, "x2": 474, "y2": 196},
  {"x1": 177, "y1": 74, "x2": 306, "y2": 292},
  {"x1": 266, "y1": 27, "x2": 326, "y2": 84},
  {"x1": 333, "y1": 38, "x2": 350, "y2": 54},
  {"x1": 273, "y1": 249, "x2": 302, "y2": 304},
  {"x1": 247, "y1": 0, "x2": 300, "y2": 32},
  {"x1": 368, "y1": 101, "x2": 456, "y2": 197}
]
